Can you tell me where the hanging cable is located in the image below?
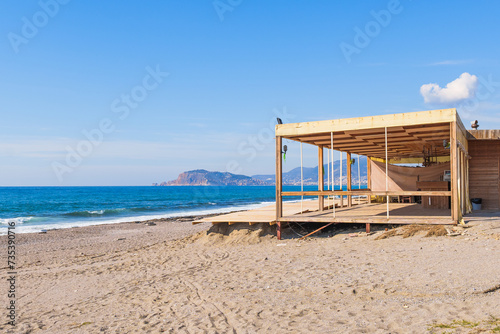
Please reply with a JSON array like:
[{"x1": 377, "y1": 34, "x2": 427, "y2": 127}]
[
  {"x1": 385, "y1": 127, "x2": 389, "y2": 219},
  {"x1": 327, "y1": 144, "x2": 330, "y2": 210},
  {"x1": 287, "y1": 221, "x2": 307, "y2": 238},
  {"x1": 300, "y1": 142, "x2": 303, "y2": 214},
  {"x1": 340, "y1": 150, "x2": 343, "y2": 208},
  {"x1": 358, "y1": 154, "x2": 361, "y2": 204}
]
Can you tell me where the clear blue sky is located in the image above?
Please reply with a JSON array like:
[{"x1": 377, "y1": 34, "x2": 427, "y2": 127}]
[{"x1": 1, "y1": 0, "x2": 500, "y2": 186}]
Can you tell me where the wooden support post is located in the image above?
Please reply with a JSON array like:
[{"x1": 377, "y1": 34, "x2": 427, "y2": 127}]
[
  {"x1": 462, "y1": 151, "x2": 467, "y2": 216},
  {"x1": 340, "y1": 151, "x2": 344, "y2": 207},
  {"x1": 450, "y1": 122, "x2": 459, "y2": 223},
  {"x1": 347, "y1": 152, "x2": 352, "y2": 207},
  {"x1": 460, "y1": 150, "x2": 465, "y2": 215},
  {"x1": 276, "y1": 136, "x2": 283, "y2": 239},
  {"x1": 366, "y1": 223, "x2": 371, "y2": 234},
  {"x1": 466, "y1": 155, "x2": 470, "y2": 214},
  {"x1": 367, "y1": 157, "x2": 372, "y2": 204},
  {"x1": 318, "y1": 146, "x2": 324, "y2": 211}
]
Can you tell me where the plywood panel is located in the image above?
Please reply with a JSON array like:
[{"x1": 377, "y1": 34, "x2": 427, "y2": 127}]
[{"x1": 469, "y1": 140, "x2": 500, "y2": 209}]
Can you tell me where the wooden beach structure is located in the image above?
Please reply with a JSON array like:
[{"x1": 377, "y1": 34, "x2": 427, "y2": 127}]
[
  {"x1": 196, "y1": 108, "x2": 500, "y2": 240},
  {"x1": 274, "y1": 108, "x2": 499, "y2": 240}
]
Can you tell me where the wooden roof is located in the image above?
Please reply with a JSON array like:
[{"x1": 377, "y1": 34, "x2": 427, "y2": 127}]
[{"x1": 275, "y1": 109, "x2": 463, "y2": 160}]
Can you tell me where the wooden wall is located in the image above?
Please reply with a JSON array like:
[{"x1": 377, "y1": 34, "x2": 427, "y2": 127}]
[{"x1": 468, "y1": 140, "x2": 500, "y2": 210}]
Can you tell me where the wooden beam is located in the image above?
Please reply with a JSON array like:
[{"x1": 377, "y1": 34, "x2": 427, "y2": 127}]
[
  {"x1": 352, "y1": 132, "x2": 408, "y2": 139},
  {"x1": 311, "y1": 136, "x2": 423, "y2": 146},
  {"x1": 346, "y1": 127, "x2": 405, "y2": 135},
  {"x1": 278, "y1": 216, "x2": 454, "y2": 225},
  {"x1": 282, "y1": 190, "x2": 452, "y2": 196},
  {"x1": 299, "y1": 222, "x2": 336, "y2": 240},
  {"x1": 347, "y1": 152, "x2": 352, "y2": 207},
  {"x1": 371, "y1": 156, "x2": 451, "y2": 164},
  {"x1": 318, "y1": 145, "x2": 324, "y2": 211},
  {"x1": 288, "y1": 133, "x2": 351, "y2": 141},
  {"x1": 404, "y1": 125, "x2": 450, "y2": 133},
  {"x1": 276, "y1": 136, "x2": 283, "y2": 239},
  {"x1": 343, "y1": 132, "x2": 409, "y2": 157},
  {"x1": 276, "y1": 109, "x2": 458, "y2": 137},
  {"x1": 367, "y1": 157, "x2": 372, "y2": 203},
  {"x1": 450, "y1": 122, "x2": 459, "y2": 223},
  {"x1": 301, "y1": 137, "x2": 353, "y2": 144}
]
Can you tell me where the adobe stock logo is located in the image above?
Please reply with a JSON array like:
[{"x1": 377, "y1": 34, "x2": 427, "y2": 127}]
[
  {"x1": 213, "y1": 0, "x2": 243, "y2": 21},
  {"x1": 226, "y1": 107, "x2": 295, "y2": 175},
  {"x1": 339, "y1": 0, "x2": 403, "y2": 63},
  {"x1": 459, "y1": 74, "x2": 500, "y2": 119},
  {"x1": 7, "y1": 0, "x2": 71, "y2": 54},
  {"x1": 51, "y1": 65, "x2": 169, "y2": 183}
]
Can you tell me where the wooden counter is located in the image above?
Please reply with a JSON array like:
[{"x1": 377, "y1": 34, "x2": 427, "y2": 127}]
[{"x1": 416, "y1": 181, "x2": 450, "y2": 209}]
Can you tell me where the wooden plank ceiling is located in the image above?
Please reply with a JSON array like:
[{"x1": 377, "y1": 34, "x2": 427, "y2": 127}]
[{"x1": 284, "y1": 122, "x2": 451, "y2": 159}]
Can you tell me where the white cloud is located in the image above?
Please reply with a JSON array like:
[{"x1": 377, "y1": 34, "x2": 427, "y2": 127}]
[
  {"x1": 427, "y1": 59, "x2": 472, "y2": 66},
  {"x1": 420, "y1": 72, "x2": 478, "y2": 104}
]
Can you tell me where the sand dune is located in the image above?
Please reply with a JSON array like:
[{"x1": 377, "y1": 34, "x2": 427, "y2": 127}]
[{"x1": 1, "y1": 216, "x2": 499, "y2": 333}]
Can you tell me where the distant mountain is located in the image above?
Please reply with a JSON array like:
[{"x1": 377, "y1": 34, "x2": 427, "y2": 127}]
[
  {"x1": 252, "y1": 156, "x2": 368, "y2": 186},
  {"x1": 155, "y1": 156, "x2": 368, "y2": 186},
  {"x1": 154, "y1": 169, "x2": 269, "y2": 186}
]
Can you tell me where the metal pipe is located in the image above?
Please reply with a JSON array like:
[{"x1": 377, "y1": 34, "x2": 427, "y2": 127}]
[
  {"x1": 300, "y1": 142, "x2": 303, "y2": 214},
  {"x1": 331, "y1": 132, "x2": 335, "y2": 217},
  {"x1": 385, "y1": 127, "x2": 389, "y2": 219}
]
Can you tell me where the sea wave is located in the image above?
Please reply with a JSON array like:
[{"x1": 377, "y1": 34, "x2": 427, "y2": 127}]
[
  {"x1": 63, "y1": 208, "x2": 128, "y2": 217},
  {"x1": 0, "y1": 200, "x2": 285, "y2": 235},
  {"x1": 0, "y1": 199, "x2": 312, "y2": 235},
  {"x1": 0, "y1": 216, "x2": 34, "y2": 225}
]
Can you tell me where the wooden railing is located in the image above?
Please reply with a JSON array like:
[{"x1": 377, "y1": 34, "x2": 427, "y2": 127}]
[{"x1": 281, "y1": 190, "x2": 451, "y2": 197}]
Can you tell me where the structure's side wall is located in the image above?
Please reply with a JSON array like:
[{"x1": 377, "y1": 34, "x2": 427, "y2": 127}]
[
  {"x1": 370, "y1": 160, "x2": 450, "y2": 191},
  {"x1": 469, "y1": 140, "x2": 500, "y2": 210}
]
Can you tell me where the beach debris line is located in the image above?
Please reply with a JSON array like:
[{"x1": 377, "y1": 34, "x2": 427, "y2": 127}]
[
  {"x1": 375, "y1": 225, "x2": 449, "y2": 240},
  {"x1": 482, "y1": 284, "x2": 500, "y2": 294},
  {"x1": 427, "y1": 318, "x2": 500, "y2": 332}
]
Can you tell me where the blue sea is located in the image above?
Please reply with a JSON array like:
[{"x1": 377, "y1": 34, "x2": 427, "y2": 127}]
[
  {"x1": 0, "y1": 185, "x2": 324, "y2": 235},
  {"x1": 0, "y1": 185, "x2": 366, "y2": 235}
]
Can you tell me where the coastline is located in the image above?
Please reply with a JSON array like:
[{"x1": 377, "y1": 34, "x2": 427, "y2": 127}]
[
  {"x1": 0, "y1": 202, "x2": 277, "y2": 236},
  {"x1": 1, "y1": 197, "x2": 313, "y2": 236}
]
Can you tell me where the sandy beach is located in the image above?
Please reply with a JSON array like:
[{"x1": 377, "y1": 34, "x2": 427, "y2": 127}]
[{"x1": 1, "y1": 214, "x2": 500, "y2": 333}]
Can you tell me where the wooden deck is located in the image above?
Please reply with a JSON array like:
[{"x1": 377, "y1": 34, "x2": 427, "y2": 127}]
[
  {"x1": 193, "y1": 201, "x2": 454, "y2": 226},
  {"x1": 279, "y1": 203, "x2": 453, "y2": 225},
  {"x1": 192, "y1": 200, "x2": 325, "y2": 225}
]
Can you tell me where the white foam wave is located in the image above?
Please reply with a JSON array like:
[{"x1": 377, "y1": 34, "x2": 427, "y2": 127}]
[
  {"x1": 0, "y1": 217, "x2": 33, "y2": 225},
  {"x1": 0, "y1": 200, "x2": 296, "y2": 235}
]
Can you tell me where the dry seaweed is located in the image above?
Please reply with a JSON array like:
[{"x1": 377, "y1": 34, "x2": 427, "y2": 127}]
[
  {"x1": 402, "y1": 225, "x2": 429, "y2": 238},
  {"x1": 375, "y1": 228, "x2": 400, "y2": 240},
  {"x1": 425, "y1": 225, "x2": 448, "y2": 237},
  {"x1": 375, "y1": 225, "x2": 449, "y2": 240}
]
